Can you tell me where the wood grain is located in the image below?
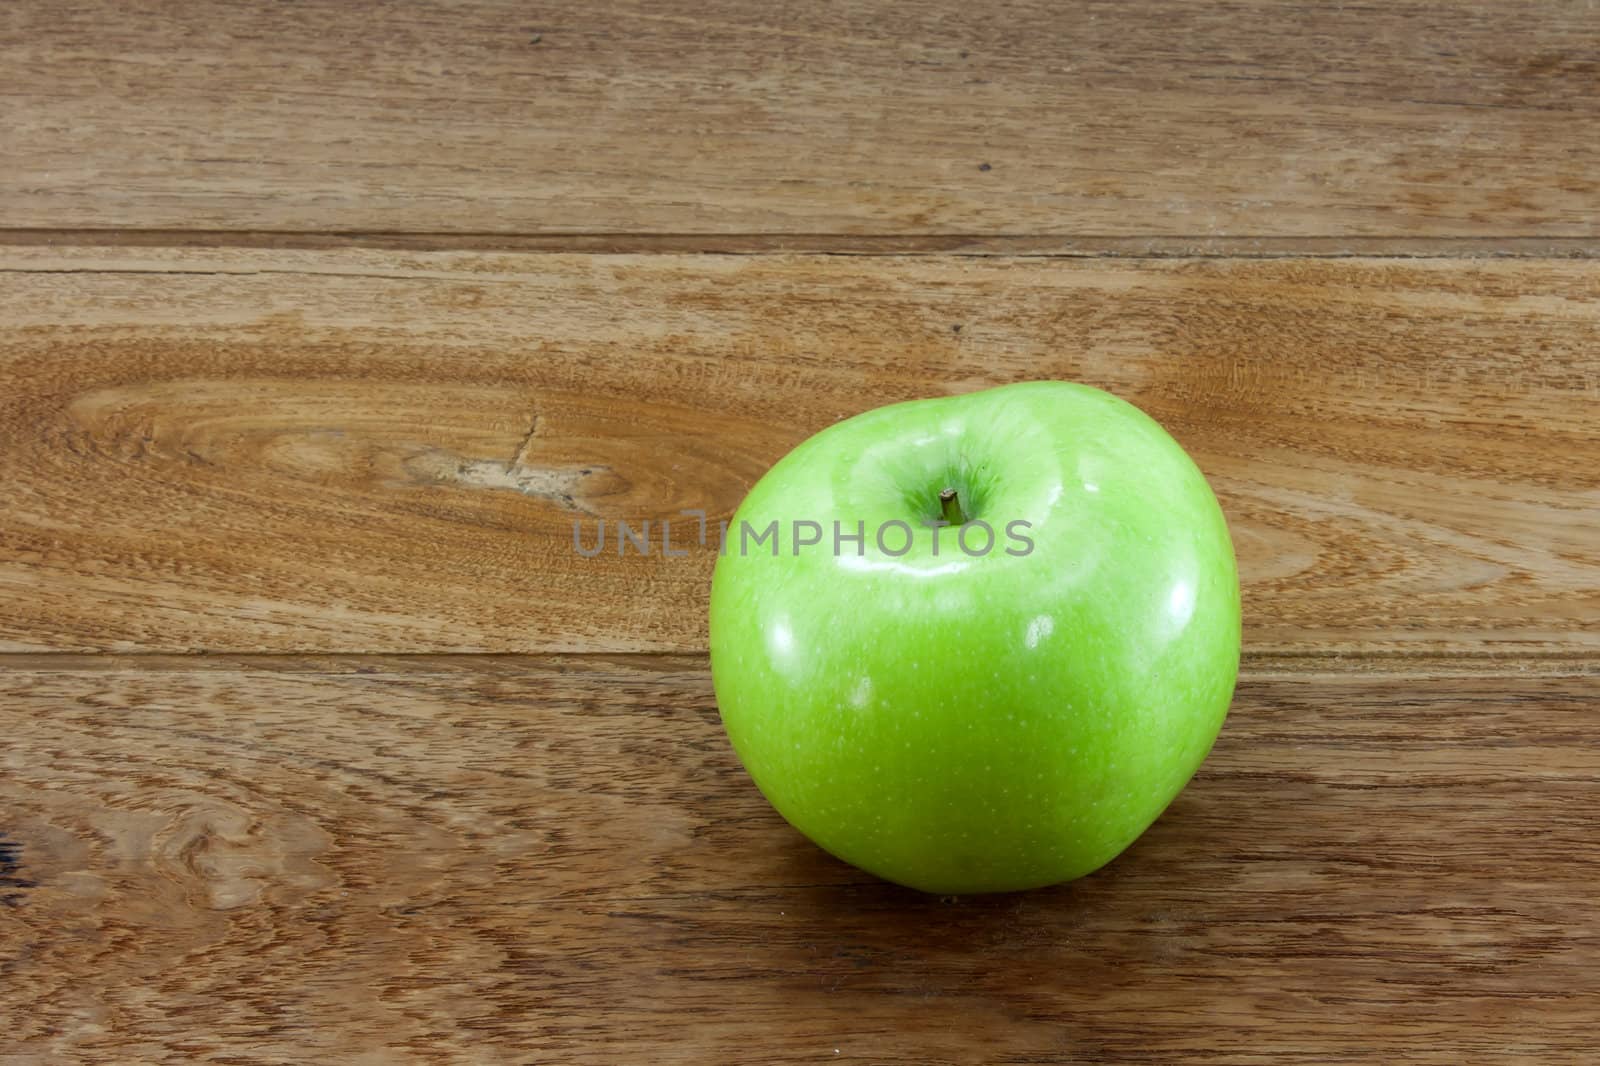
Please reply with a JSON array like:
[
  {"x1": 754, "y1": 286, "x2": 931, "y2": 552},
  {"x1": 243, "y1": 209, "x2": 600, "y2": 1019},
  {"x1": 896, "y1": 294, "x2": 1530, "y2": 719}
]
[
  {"x1": 1, "y1": 656, "x2": 1594, "y2": 1064},
  {"x1": 2, "y1": 246, "x2": 1596, "y2": 655},
  {"x1": 7, "y1": 5, "x2": 1595, "y2": 1062},
  {"x1": 5, "y1": 1, "x2": 1600, "y2": 237}
]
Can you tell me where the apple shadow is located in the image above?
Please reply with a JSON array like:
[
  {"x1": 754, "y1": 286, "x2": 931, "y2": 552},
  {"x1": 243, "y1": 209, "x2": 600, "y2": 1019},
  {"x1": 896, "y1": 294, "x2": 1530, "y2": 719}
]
[
  {"x1": 760, "y1": 770, "x2": 1242, "y2": 906},
  {"x1": 727, "y1": 766, "x2": 1305, "y2": 1024}
]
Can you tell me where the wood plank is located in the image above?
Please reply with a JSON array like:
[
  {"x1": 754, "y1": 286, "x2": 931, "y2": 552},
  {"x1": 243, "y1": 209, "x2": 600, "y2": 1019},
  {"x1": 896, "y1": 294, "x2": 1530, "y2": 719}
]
[
  {"x1": 2, "y1": 247, "x2": 1597, "y2": 655},
  {"x1": 2, "y1": 657, "x2": 1595, "y2": 1063},
  {"x1": 5, "y1": 1, "x2": 1600, "y2": 237}
]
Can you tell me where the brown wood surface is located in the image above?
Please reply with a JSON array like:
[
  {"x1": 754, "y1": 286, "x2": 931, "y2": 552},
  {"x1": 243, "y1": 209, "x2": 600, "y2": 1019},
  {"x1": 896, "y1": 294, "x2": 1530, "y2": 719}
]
[
  {"x1": 7, "y1": 1, "x2": 1598, "y2": 1060},
  {"x1": 2, "y1": 656, "x2": 1596, "y2": 1064},
  {"x1": 5, "y1": 1, "x2": 1600, "y2": 237},
  {"x1": 2, "y1": 247, "x2": 1597, "y2": 656}
]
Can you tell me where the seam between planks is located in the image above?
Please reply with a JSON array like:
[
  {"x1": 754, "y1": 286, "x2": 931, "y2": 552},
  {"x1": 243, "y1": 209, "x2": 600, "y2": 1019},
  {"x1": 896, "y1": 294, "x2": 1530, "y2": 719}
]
[
  {"x1": 0, "y1": 651, "x2": 1593, "y2": 679},
  {"x1": 2, "y1": 230, "x2": 1600, "y2": 259}
]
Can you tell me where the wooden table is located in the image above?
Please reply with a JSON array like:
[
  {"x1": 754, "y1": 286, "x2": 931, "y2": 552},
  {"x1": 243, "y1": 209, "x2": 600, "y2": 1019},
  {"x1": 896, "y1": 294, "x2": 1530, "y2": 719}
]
[{"x1": 3, "y1": 3, "x2": 1596, "y2": 1062}]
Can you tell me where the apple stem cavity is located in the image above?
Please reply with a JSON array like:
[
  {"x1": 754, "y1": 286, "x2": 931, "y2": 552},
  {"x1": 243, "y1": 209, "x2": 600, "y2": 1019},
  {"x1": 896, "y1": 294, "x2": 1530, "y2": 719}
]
[{"x1": 939, "y1": 488, "x2": 967, "y2": 526}]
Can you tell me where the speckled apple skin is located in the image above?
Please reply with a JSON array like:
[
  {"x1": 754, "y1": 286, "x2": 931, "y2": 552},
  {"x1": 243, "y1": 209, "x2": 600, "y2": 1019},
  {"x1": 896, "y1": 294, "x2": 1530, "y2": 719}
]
[{"x1": 709, "y1": 381, "x2": 1241, "y2": 894}]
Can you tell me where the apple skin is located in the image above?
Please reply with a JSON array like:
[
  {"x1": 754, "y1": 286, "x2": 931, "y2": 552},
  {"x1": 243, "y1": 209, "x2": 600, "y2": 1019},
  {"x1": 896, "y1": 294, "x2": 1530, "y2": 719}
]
[{"x1": 709, "y1": 381, "x2": 1240, "y2": 894}]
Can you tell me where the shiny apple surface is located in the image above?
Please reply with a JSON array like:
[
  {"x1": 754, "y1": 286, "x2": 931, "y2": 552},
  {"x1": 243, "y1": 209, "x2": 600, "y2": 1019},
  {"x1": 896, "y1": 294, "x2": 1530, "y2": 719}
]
[{"x1": 710, "y1": 381, "x2": 1240, "y2": 894}]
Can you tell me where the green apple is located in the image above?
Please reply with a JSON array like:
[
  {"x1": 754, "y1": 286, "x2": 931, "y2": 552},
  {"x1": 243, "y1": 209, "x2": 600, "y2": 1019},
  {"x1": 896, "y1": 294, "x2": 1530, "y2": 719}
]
[{"x1": 709, "y1": 381, "x2": 1240, "y2": 894}]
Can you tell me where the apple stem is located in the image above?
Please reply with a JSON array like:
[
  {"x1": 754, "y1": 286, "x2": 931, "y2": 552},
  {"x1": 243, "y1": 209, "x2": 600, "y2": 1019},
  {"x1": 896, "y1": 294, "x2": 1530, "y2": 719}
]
[{"x1": 939, "y1": 488, "x2": 967, "y2": 526}]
